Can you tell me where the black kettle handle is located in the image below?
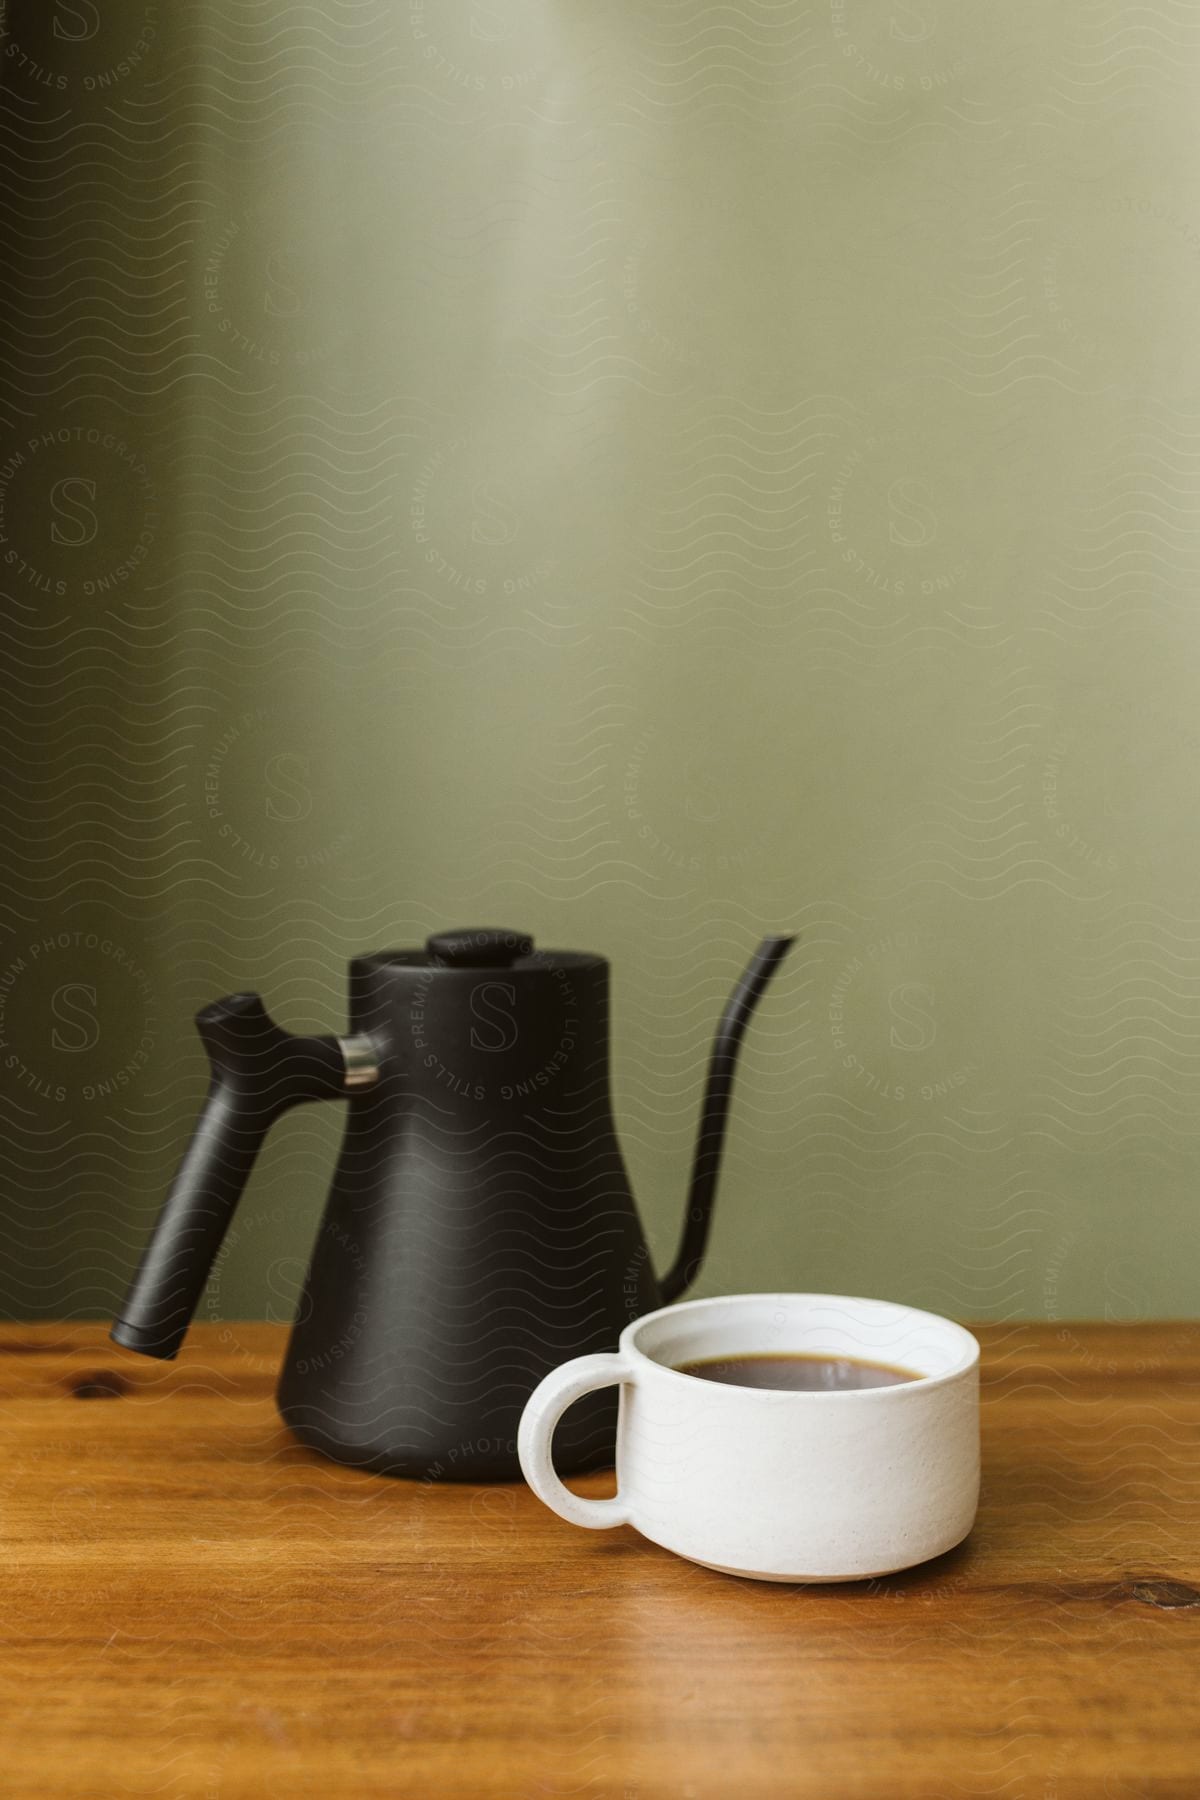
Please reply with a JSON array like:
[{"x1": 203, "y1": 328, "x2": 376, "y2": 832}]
[{"x1": 110, "y1": 994, "x2": 347, "y2": 1360}]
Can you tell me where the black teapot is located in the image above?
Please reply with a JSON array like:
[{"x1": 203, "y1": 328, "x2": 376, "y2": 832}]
[{"x1": 111, "y1": 927, "x2": 793, "y2": 1479}]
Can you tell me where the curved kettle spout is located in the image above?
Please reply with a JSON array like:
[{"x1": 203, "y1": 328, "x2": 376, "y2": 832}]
[{"x1": 657, "y1": 935, "x2": 795, "y2": 1305}]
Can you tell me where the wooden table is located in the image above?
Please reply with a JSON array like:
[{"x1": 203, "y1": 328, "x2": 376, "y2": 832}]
[{"x1": 1, "y1": 1323, "x2": 1198, "y2": 1799}]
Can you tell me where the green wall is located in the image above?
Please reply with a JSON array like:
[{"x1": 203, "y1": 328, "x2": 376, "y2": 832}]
[{"x1": 2, "y1": 2, "x2": 1198, "y2": 1326}]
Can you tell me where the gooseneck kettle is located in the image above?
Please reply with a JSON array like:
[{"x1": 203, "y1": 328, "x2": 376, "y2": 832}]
[{"x1": 111, "y1": 927, "x2": 793, "y2": 1479}]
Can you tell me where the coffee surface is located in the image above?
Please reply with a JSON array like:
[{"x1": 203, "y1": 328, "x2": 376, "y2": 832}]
[{"x1": 676, "y1": 1352, "x2": 920, "y2": 1391}]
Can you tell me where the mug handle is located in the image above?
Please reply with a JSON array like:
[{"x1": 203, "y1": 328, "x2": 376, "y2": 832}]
[{"x1": 518, "y1": 1352, "x2": 634, "y2": 1530}]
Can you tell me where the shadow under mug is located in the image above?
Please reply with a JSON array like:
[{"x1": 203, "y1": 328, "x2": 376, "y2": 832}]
[{"x1": 518, "y1": 1292, "x2": 981, "y2": 1582}]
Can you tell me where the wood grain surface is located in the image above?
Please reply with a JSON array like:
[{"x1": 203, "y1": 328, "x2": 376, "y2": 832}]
[{"x1": 0, "y1": 1321, "x2": 1198, "y2": 1799}]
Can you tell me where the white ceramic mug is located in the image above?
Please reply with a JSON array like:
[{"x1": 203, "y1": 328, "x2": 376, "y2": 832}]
[{"x1": 518, "y1": 1293, "x2": 980, "y2": 1582}]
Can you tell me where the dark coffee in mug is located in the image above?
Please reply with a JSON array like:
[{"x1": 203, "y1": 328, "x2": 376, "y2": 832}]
[{"x1": 676, "y1": 1353, "x2": 920, "y2": 1391}]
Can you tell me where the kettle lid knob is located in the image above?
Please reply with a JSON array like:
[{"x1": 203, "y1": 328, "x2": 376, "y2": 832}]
[{"x1": 425, "y1": 927, "x2": 534, "y2": 969}]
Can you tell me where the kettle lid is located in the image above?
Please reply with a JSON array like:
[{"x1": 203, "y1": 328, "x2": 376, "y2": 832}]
[{"x1": 425, "y1": 927, "x2": 534, "y2": 969}]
